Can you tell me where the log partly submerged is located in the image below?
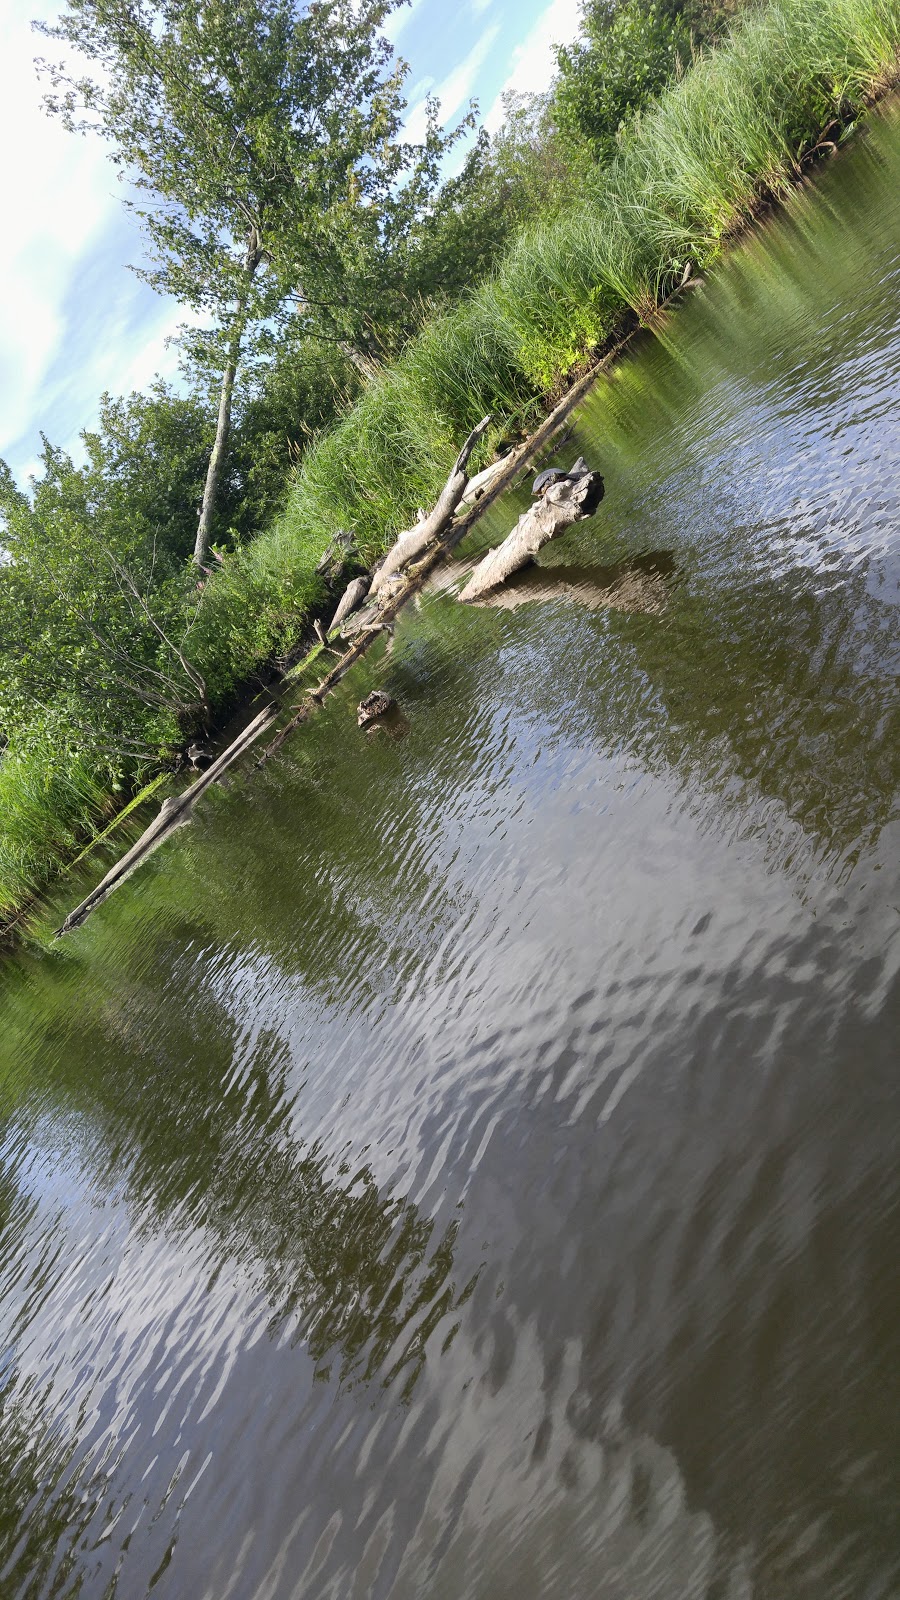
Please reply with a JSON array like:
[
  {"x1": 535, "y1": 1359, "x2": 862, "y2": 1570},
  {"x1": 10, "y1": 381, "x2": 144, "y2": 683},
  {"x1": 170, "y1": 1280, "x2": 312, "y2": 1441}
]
[
  {"x1": 54, "y1": 702, "x2": 278, "y2": 936},
  {"x1": 328, "y1": 573, "x2": 370, "y2": 632},
  {"x1": 368, "y1": 415, "x2": 492, "y2": 597},
  {"x1": 457, "y1": 458, "x2": 605, "y2": 603}
]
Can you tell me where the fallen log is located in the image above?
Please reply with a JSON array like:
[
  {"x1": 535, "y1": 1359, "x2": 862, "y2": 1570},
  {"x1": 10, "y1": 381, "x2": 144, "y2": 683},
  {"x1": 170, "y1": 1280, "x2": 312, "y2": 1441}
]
[
  {"x1": 55, "y1": 701, "x2": 278, "y2": 936},
  {"x1": 369, "y1": 414, "x2": 491, "y2": 596},
  {"x1": 457, "y1": 460, "x2": 604, "y2": 603},
  {"x1": 459, "y1": 455, "x2": 510, "y2": 506},
  {"x1": 328, "y1": 573, "x2": 370, "y2": 632}
]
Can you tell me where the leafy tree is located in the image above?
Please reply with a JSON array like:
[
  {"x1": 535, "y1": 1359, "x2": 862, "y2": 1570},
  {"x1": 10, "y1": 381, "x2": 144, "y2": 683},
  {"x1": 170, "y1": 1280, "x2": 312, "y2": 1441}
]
[
  {"x1": 224, "y1": 329, "x2": 363, "y2": 538},
  {"x1": 36, "y1": 0, "x2": 466, "y2": 564},
  {"x1": 0, "y1": 413, "x2": 210, "y2": 769},
  {"x1": 414, "y1": 93, "x2": 585, "y2": 286},
  {"x1": 553, "y1": 0, "x2": 736, "y2": 163},
  {"x1": 80, "y1": 382, "x2": 213, "y2": 568}
]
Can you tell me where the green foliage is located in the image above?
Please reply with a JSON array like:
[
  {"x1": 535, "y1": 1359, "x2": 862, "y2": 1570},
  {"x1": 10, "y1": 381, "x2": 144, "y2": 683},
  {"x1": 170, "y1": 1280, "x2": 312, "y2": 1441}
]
[
  {"x1": 381, "y1": 94, "x2": 589, "y2": 325},
  {"x1": 0, "y1": 723, "x2": 108, "y2": 917},
  {"x1": 185, "y1": 522, "x2": 329, "y2": 705},
  {"x1": 81, "y1": 383, "x2": 212, "y2": 568},
  {"x1": 4, "y1": 0, "x2": 900, "y2": 919},
  {"x1": 0, "y1": 396, "x2": 210, "y2": 766},
  {"x1": 224, "y1": 334, "x2": 364, "y2": 538},
  {"x1": 553, "y1": 0, "x2": 737, "y2": 162}
]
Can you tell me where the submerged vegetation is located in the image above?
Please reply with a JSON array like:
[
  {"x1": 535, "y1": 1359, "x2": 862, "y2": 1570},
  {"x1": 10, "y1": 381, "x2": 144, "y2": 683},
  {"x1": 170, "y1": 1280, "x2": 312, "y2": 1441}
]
[{"x1": 2, "y1": 0, "x2": 900, "y2": 923}]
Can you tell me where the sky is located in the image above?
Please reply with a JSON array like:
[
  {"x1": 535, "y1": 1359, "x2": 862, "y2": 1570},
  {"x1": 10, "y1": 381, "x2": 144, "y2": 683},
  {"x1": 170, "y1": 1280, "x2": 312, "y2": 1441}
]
[{"x1": 0, "y1": 0, "x2": 583, "y2": 487}]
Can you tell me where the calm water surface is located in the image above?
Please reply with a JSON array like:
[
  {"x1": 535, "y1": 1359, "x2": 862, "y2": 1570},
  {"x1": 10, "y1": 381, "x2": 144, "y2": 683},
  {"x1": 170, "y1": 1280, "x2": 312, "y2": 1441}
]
[{"x1": 2, "y1": 106, "x2": 900, "y2": 1600}]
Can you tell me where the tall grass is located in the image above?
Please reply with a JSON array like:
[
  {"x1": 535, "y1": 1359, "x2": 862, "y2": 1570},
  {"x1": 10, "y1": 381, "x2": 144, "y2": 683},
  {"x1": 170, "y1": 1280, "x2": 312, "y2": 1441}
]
[
  {"x1": 248, "y1": 0, "x2": 900, "y2": 575},
  {"x1": 3, "y1": 0, "x2": 899, "y2": 918},
  {"x1": 0, "y1": 733, "x2": 109, "y2": 919}
]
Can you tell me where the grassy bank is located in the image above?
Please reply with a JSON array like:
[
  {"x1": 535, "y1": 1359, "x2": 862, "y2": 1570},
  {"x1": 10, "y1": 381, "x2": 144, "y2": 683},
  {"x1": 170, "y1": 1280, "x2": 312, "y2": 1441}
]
[
  {"x1": 195, "y1": 0, "x2": 900, "y2": 667},
  {"x1": 3, "y1": 0, "x2": 899, "y2": 926},
  {"x1": 0, "y1": 732, "x2": 110, "y2": 924}
]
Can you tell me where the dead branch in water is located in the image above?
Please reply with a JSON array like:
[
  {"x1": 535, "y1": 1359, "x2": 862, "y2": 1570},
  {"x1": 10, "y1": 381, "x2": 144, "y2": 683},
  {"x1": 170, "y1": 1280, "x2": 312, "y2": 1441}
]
[
  {"x1": 457, "y1": 460, "x2": 605, "y2": 602},
  {"x1": 54, "y1": 702, "x2": 278, "y2": 936},
  {"x1": 369, "y1": 415, "x2": 492, "y2": 595}
]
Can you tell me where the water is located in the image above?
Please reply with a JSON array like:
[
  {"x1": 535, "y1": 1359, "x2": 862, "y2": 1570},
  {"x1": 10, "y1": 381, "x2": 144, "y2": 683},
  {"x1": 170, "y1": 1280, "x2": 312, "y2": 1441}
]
[{"x1": 2, "y1": 105, "x2": 900, "y2": 1600}]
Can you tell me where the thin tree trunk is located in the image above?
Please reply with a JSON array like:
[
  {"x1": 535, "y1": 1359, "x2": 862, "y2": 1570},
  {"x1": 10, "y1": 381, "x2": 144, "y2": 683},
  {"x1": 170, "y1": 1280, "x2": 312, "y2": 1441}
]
[
  {"x1": 193, "y1": 318, "x2": 243, "y2": 567},
  {"x1": 193, "y1": 232, "x2": 262, "y2": 567}
]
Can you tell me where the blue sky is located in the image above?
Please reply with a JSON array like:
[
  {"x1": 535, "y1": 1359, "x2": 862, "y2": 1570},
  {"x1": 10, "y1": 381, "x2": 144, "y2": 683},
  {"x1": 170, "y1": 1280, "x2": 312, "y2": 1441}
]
[{"x1": 0, "y1": 0, "x2": 582, "y2": 486}]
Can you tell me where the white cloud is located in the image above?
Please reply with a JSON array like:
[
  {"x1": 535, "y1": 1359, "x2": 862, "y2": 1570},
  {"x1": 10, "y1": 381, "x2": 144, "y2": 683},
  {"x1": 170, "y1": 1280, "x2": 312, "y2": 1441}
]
[
  {"x1": 0, "y1": 0, "x2": 192, "y2": 484},
  {"x1": 405, "y1": 21, "x2": 502, "y2": 144},
  {"x1": 483, "y1": 0, "x2": 582, "y2": 132},
  {"x1": 0, "y1": 0, "x2": 121, "y2": 465},
  {"x1": 384, "y1": 0, "x2": 427, "y2": 45},
  {"x1": 117, "y1": 307, "x2": 186, "y2": 396}
]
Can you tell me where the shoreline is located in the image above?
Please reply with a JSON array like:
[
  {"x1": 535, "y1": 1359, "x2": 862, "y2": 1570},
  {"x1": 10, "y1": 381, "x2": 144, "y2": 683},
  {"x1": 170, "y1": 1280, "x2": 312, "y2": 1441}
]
[{"x1": 5, "y1": 72, "x2": 900, "y2": 942}]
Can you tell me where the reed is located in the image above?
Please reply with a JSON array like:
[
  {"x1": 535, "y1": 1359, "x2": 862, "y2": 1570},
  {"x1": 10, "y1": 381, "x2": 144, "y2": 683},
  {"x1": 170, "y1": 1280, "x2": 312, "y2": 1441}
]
[
  {"x1": 0, "y1": 734, "x2": 109, "y2": 917},
  {"x1": 252, "y1": 0, "x2": 900, "y2": 578}
]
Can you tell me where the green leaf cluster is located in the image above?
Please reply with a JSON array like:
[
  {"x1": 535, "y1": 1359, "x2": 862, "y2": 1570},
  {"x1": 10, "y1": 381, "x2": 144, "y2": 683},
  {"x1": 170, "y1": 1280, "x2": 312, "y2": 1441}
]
[{"x1": 553, "y1": 0, "x2": 737, "y2": 162}]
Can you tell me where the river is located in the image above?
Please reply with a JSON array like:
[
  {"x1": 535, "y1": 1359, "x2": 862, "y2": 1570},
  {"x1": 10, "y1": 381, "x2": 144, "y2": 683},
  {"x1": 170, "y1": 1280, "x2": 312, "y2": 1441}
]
[{"x1": 1, "y1": 101, "x2": 899, "y2": 1600}]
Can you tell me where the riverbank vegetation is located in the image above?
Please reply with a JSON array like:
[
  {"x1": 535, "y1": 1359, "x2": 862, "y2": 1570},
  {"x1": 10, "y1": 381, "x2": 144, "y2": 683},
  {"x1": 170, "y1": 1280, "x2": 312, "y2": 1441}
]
[{"x1": 2, "y1": 0, "x2": 900, "y2": 924}]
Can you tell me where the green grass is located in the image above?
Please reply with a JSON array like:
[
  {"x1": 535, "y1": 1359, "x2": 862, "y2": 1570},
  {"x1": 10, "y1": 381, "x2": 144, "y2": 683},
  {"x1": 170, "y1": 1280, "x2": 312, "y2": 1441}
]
[
  {"x1": 239, "y1": 0, "x2": 900, "y2": 576},
  {"x1": 0, "y1": 733, "x2": 110, "y2": 919},
  {"x1": 3, "y1": 0, "x2": 899, "y2": 922}
]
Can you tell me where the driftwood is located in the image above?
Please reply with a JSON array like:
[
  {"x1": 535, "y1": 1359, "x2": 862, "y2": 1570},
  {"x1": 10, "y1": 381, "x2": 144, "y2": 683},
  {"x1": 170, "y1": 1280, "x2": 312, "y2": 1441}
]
[
  {"x1": 459, "y1": 455, "x2": 510, "y2": 506},
  {"x1": 54, "y1": 702, "x2": 278, "y2": 936},
  {"x1": 328, "y1": 573, "x2": 370, "y2": 632},
  {"x1": 458, "y1": 459, "x2": 605, "y2": 603},
  {"x1": 369, "y1": 414, "x2": 491, "y2": 596}
]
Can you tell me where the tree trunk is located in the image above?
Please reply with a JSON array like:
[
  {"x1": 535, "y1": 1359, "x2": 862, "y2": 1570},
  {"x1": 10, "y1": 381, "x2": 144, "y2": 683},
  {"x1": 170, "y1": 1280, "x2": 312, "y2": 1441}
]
[
  {"x1": 369, "y1": 415, "x2": 491, "y2": 596},
  {"x1": 193, "y1": 234, "x2": 262, "y2": 567},
  {"x1": 457, "y1": 463, "x2": 605, "y2": 603},
  {"x1": 193, "y1": 318, "x2": 243, "y2": 567}
]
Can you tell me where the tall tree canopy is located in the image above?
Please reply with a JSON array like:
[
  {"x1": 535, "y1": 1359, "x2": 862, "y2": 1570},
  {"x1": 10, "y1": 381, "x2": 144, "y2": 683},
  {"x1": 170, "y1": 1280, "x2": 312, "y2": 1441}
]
[{"x1": 35, "y1": 0, "x2": 465, "y2": 562}]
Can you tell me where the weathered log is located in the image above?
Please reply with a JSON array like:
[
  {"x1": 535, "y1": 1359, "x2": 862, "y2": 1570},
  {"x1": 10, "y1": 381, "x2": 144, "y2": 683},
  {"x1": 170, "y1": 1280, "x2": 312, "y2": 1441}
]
[
  {"x1": 459, "y1": 455, "x2": 509, "y2": 506},
  {"x1": 328, "y1": 573, "x2": 370, "y2": 632},
  {"x1": 339, "y1": 576, "x2": 404, "y2": 638},
  {"x1": 54, "y1": 701, "x2": 278, "y2": 936},
  {"x1": 369, "y1": 414, "x2": 491, "y2": 595},
  {"x1": 457, "y1": 461, "x2": 604, "y2": 603}
]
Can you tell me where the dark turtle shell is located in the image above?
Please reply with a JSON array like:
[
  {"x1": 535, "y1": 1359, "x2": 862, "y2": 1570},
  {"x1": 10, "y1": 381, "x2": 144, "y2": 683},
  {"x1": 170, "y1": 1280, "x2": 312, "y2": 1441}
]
[
  {"x1": 532, "y1": 467, "x2": 567, "y2": 496},
  {"x1": 357, "y1": 689, "x2": 395, "y2": 727}
]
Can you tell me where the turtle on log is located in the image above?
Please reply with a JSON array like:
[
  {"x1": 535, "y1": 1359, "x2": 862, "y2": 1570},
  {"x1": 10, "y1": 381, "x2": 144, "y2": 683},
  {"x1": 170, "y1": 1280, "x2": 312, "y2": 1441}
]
[
  {"x1": 532, "y1": 457, "x2": 590, "y2": 497},
  {"x1": 532, "y1": 467, "x2": 568, "y2": 497}
]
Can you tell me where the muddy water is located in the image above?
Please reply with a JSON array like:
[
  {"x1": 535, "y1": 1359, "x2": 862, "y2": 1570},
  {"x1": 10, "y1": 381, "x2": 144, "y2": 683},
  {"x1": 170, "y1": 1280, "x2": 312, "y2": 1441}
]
[{"x1": 2, "y1": 105, "x2": 900, "y2": 1600}]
